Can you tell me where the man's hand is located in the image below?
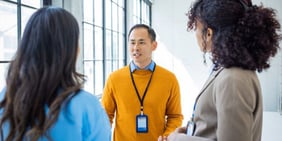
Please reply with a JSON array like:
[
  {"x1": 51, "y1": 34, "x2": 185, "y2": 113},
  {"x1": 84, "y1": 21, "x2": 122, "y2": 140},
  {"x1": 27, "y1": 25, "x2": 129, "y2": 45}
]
[{"x1": 158, "y1": 136, "x2": 167, "y2": 141}]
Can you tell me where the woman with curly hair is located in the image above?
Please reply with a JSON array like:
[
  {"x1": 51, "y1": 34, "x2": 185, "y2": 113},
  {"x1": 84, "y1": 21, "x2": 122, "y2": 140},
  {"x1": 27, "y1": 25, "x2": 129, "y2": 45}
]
[
  {"x1": 159, "y1": 0, "x2": 281, "y2": 141},
  {"x1": 0, "y1": 7, "x2": 111, "y2": 141}
]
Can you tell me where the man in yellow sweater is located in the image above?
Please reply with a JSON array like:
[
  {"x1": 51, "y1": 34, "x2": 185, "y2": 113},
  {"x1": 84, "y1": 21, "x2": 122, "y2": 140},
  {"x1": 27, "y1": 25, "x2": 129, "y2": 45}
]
[{"x1": 101, "y1": 24, "x2": 183, "y2": 141}]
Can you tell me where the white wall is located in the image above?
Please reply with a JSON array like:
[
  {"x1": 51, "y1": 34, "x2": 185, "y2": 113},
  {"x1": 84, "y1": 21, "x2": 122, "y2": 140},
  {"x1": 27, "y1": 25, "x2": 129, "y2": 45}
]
[
  {"x1": 151, "y1": 0, "x2": 205, "y2": 122},
  {"x1": 151, "y1": 0, "x2": 282, "y2": 122}
]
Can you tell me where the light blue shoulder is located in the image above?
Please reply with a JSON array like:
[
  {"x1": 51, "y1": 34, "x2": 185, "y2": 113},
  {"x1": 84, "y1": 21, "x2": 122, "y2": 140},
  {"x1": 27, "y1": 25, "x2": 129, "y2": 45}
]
[{"x1": 68, "y1": 89, "x2": 101, "y2": 107}]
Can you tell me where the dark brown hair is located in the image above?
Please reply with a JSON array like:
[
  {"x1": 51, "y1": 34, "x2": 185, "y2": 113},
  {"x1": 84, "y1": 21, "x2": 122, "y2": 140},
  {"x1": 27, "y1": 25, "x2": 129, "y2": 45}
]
[
  {"x1": 0, "y1": 7, "x2": 84, "y2": 141},
  {"x1": 187, "y1": 0, "x2": 281, "y2": 72}
]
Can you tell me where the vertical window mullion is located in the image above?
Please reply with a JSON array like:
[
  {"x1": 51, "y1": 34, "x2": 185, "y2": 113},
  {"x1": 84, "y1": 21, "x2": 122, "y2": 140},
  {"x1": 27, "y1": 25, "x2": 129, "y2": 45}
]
[
  {"x1": 139, "y1": 0, "x2": 142, "y2": 23},
  {"x1": 102, "y1": 0, "x2": 106, "y2": 85},
  {"x1": 149, "y1": 3, "x2": 152, "y2": 25},
  {"x1": 111, "y1": 2, "x2": 113, "y2": 73},
  {"x1": 124, "y1": 0, "x2": 127, "y2": 65},
  {"x1": 92, "y1": 1, "x2": 96, "y2": 94},
  {"x1": 43, "y1": 0, "x2": 52, "y2": 6},
  {"x1": 17, "y1": 0, "x2": 21, "y2": 42}
]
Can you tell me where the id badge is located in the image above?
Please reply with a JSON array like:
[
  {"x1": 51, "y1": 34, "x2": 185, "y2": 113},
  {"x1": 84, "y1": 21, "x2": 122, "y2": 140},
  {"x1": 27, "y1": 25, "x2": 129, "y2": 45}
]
[
  {"x1": 186, "y1": 120, "x2": 195, "y2": 136},
  {"x1": 136, "y1": 114, "x2": 148, "y2": 133}
]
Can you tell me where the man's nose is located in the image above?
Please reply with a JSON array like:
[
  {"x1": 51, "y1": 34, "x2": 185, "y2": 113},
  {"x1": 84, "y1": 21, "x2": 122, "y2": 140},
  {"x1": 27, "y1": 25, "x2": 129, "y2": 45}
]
[{"x1": 133, "y1": 44, "x2": 140, "y2": 50}]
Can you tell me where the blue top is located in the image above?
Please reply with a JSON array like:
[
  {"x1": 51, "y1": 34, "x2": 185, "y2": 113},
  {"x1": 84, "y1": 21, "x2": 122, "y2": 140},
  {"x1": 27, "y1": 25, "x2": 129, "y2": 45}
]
[
  {"x1": 0, "y1": 88, "x2": 111, "y2": 141},
  {"x1": 130, "y1": 61, "x2": 156, "y2": 72}
]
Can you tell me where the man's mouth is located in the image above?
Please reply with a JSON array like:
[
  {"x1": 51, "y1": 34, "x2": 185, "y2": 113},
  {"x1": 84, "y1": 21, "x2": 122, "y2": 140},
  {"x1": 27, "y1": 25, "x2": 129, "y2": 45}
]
[{"x1": 133, "y1": 53, "x2": 141, "y2": 57}]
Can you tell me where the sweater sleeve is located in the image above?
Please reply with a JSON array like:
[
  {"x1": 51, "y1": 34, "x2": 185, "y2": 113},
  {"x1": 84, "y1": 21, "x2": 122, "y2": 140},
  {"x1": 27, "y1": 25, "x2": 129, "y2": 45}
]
[
  {"x1": 101, "y1": 74, "x2": 116, "y2": 125},
  {"x1": 163, "y1": 74, "x2": 183, "y2": 136}
]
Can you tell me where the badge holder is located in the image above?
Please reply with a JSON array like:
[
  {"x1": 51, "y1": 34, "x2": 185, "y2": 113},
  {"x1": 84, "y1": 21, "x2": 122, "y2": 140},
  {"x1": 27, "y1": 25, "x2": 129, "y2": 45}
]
[
  {"x1": 186, "y1": 118, "x2": 195, "y2": 136},
  {"x1": 136, "y1": 111, "x2": 148, "y2": 133}
]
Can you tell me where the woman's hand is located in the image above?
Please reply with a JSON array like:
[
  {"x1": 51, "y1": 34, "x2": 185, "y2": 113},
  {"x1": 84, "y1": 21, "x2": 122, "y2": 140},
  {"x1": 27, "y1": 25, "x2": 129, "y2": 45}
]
[
  {"x1": 167, "y1": 127, "x2": 187, "y2": 141},
  {"x1": 158, "y1": 127, "x2": 187, "y2": 141}
]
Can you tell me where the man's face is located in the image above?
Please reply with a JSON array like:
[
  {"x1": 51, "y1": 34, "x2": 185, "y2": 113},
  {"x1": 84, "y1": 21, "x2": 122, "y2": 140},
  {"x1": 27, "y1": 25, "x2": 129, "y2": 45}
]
[{"x1": 128, "y1": 27, "x2": 157, "y2": 68}]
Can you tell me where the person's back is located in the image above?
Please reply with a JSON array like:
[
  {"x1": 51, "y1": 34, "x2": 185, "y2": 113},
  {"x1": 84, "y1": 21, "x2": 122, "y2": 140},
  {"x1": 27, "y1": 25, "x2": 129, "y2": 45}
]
[
  {"x1": 163, "y1": 0, "x2": 281, "y2": 141},
  {"x1": 0, "y1": 7, "x2": 111, "y2": 141},
  {"x1": 0, "y1": 89, "x2": 111, "y2": 141}
]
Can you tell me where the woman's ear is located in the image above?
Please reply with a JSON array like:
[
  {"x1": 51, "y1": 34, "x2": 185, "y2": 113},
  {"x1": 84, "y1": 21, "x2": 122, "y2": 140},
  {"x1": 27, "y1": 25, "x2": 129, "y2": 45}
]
[
  {"x1": 206, "y1": 28, "x2": 213, "y2": 41},
  {"x1": 206, "y1": 28, "x2": 213, "y2": 51}
]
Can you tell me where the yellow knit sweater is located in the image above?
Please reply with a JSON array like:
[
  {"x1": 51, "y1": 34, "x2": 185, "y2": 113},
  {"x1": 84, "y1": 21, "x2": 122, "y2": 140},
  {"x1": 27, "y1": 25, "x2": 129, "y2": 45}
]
[{"x1": 101, "y1": 65, "x2": 183, "y2": 141}]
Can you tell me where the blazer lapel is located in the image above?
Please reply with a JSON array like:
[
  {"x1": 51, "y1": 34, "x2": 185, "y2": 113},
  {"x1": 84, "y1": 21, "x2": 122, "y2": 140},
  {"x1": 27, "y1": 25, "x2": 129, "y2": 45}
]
[{"x1": 198, "y1": 67, "x2": 224, "y2": 95}]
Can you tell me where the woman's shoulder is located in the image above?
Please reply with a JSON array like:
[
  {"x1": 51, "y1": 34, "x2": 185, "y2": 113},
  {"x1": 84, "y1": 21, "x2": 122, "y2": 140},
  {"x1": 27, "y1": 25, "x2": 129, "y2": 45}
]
[
  {"x1": 220, "y1": 67, "x2": 257, "y2": 80},
  {"x1": 61, "y1": 89, "x2": 106, "y2": 120},
  {"x1": 68, "y1": 89, "x2": 101, "y2": 107},
  {"x1": 215, "y1": 67, "x2": 259, "y2": 87}
]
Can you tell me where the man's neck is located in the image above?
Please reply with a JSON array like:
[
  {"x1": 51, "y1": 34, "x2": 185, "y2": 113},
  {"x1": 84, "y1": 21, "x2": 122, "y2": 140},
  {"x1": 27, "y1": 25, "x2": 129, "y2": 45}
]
[{"x1": 134, "y1": 60, "x2": 152, "y2": 69}]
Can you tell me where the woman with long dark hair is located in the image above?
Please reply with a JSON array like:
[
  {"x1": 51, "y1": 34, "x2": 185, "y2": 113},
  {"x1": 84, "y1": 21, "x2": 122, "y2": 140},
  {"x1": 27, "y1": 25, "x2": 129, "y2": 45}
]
[
  {"x1": 0, "y1": 7, "x2": 111, "y2": 141},
  {"x1": 159, "y1": 0, "x2": 281, "y2": 141}
]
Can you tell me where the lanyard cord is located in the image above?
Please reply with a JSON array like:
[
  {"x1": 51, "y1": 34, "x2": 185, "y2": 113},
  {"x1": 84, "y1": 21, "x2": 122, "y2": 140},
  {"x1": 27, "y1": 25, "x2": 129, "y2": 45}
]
[
  {"x1": 191, "y1": 94, "x2": 201, "y2": 121},
  {"x1": 0, "y1": 128, "x2": 3, "y2": 141},
  {"x1": 129, "y1": 65, "x2": 155, "y2": 114},
  {"x1": 191, "y1": 67, "x2": 223, "y2": 121}
]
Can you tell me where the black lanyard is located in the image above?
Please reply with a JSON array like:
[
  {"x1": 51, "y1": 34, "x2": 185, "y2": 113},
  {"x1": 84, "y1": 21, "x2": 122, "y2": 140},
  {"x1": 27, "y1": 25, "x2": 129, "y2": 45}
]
[{"x1": 129, "y1": 65, "x2": 155, "y2": 114}]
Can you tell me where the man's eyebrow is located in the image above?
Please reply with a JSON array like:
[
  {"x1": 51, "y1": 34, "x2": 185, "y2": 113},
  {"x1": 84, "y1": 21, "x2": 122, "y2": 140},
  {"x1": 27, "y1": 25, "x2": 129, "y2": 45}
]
[{"x1": 130, "y1": 39, "x2": 145, "y2": 42}]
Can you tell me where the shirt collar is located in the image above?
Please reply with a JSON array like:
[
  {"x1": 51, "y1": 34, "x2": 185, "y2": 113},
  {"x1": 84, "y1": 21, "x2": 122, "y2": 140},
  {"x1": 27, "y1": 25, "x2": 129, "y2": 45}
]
[{"x1": 130, "y1": 61, "x2": 155, "y2": 72}]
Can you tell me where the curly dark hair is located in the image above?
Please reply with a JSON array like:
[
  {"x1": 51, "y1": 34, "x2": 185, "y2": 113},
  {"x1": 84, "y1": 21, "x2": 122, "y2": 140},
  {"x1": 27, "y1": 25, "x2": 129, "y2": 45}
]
[
  {"x1": 187, "y1": 0, "x2": 281, "y2": 72},
  {"x1": 0, "y1": 7, "x2": 84, "y2": 141}
]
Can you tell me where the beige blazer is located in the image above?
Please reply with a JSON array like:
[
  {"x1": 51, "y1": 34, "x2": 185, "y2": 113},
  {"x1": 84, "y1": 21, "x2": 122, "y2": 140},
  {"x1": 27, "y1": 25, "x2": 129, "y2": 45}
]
[{"x1": 172, "y1": 67, "x2": 262, "y2": 141}]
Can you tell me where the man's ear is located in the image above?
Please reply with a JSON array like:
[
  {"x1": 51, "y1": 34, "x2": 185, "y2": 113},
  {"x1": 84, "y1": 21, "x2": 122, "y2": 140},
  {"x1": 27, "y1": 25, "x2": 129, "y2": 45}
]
[{"x1": 152, "y1": 41, "x2": 158, "y2": 51}]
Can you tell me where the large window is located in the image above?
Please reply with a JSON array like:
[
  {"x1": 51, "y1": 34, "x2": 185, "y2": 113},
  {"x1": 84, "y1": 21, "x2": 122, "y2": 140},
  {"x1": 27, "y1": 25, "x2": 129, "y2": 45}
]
[
  {"x1": 0, "y1": 0, "x2": 152, "y2": 96},
  {"x1": 0, "y1": 0, "x2": 41, "y2": 89},
  {"x1": 132, "y1": 0, "x2": 152, "y2": 25},
  {"x1": 82, "y1": 0, "x2": 152, "y2": 97},
  {"x1": 83, "y1": 0, "x2": 126, "y2": 97}
]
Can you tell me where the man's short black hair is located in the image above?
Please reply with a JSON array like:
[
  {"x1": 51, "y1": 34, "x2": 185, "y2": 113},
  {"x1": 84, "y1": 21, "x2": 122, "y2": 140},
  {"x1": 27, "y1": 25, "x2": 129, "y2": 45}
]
[{"x1": 128, "y1": 24, "x2": 156, "y2": 41}]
